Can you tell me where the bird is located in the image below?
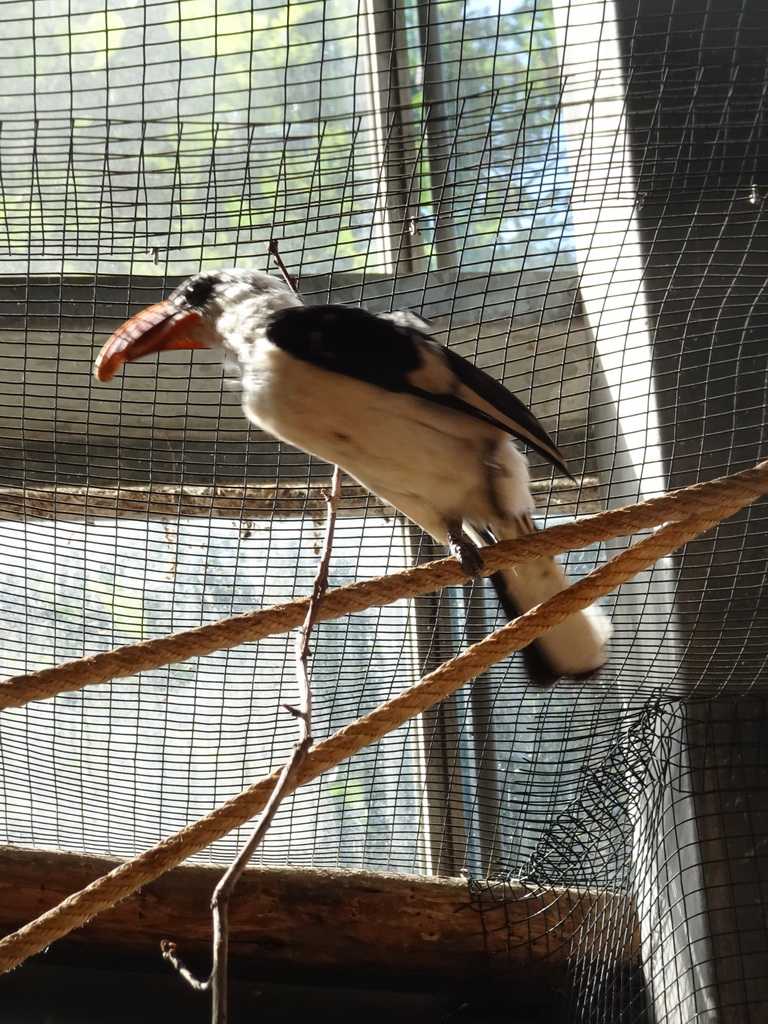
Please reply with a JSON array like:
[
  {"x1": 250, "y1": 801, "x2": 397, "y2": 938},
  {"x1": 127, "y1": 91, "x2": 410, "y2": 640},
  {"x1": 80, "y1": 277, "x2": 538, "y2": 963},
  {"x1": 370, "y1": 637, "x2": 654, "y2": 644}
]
[{"x1": 94, "y1": 266, "x2": 610, "y2": 685}]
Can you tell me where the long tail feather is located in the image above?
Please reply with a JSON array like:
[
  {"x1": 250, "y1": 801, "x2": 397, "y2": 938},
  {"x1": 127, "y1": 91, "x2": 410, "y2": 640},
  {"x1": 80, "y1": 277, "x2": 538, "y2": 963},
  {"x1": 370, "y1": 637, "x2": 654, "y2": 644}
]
[{"x1": 470, "y1": 516, "x2": 611, "y2": 686}]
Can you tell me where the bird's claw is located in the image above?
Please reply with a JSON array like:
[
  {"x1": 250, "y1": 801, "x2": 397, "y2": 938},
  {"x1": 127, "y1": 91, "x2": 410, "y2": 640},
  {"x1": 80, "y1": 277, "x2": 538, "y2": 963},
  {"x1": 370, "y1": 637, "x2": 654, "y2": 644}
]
[{"x1": 448, "y1": 530, "x2": 485, "y2": 577}]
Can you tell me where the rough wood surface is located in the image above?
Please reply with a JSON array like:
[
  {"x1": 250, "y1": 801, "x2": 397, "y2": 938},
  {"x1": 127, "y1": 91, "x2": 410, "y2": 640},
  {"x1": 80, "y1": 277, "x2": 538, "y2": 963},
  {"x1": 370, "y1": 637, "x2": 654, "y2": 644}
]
[
  {"x1": 0, "y1": 475, "x2": 603, "y2": 523},
  {"x1": 0, "y1": 846, "x2": 639, "y2": 982}
]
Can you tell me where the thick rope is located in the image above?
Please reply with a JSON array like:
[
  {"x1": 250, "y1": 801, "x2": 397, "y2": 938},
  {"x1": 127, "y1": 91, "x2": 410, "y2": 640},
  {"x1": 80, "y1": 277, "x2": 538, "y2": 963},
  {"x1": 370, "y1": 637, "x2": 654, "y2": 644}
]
[
  {"x1": 0, "y1": 479, "x2": 765, "y2": 972},
  {"x1": 1, "y1": 459, "x2": 767, "y2": 711}
]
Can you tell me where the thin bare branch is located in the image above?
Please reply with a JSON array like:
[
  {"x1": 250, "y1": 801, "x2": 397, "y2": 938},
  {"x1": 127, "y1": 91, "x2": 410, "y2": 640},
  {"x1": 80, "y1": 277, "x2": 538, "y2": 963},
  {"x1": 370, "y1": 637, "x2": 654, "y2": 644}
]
[
  {"x1": 163, "y1": 467, "x2": 344, "y2": 1024},
  {"x1": 160, "y1": 940, "x2": 210, "y2": 991},
  {"x1": 267, "y1": 238, "x2": 300, "y2": 294},
  {"x1": 294, "y1": 464, "x2": 344, "y2": 738},
  {"x1": 208, "y1": 741, "x2": 311, "y2": 1023}
]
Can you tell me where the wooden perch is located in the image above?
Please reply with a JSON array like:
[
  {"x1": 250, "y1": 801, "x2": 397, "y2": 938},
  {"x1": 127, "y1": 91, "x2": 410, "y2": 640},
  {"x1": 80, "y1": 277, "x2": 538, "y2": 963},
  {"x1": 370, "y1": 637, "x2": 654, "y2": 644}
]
[{"x1": 0, "y1": 847, "x2": 639, "y2": 983}]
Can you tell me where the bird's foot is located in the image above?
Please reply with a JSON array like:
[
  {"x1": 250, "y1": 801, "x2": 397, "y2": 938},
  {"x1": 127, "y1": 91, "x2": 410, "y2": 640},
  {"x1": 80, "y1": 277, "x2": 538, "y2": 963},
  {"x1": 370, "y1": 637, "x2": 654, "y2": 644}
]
[{"x1": 447, "y1": 529, "x2": 485, "y2": 577}]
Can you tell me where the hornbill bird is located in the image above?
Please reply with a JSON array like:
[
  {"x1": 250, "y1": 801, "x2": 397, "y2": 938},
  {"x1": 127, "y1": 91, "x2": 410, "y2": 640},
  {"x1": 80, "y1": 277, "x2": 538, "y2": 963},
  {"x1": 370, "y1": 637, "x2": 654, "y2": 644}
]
[{"x1": 95, "y1": 267, "x2": 610, "y2": 685}]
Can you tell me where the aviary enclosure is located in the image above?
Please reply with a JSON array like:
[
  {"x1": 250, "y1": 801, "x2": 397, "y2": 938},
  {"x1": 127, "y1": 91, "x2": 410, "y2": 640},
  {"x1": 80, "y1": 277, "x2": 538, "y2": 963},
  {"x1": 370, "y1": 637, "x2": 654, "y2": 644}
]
[{"x1": 0, "y1": 1, "x2": 766, "y2": 1021}]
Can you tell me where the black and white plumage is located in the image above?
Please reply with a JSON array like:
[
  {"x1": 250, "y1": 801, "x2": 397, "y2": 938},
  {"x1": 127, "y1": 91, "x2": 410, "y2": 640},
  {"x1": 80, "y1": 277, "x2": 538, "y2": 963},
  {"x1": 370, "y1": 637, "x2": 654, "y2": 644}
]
[{"x1": 95, "y1": 267, "x2": 610, "y2": 685}]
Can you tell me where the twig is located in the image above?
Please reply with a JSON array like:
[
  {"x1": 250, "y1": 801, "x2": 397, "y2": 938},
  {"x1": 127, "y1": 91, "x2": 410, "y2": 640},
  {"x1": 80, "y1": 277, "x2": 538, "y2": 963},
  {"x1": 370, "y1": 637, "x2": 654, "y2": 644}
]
[
  {"x1": 160, "y1": 939, "x2": 208, "y2": 990},
  {"x1": 267, "y1": 238, "x2": 300, "y2": 294},
  {"x1": 294, "y1": 464, "x2": 344, "y2": 717},
  {"x1": 162, "y1": 467, "x2": 343, "y2": 1024}
]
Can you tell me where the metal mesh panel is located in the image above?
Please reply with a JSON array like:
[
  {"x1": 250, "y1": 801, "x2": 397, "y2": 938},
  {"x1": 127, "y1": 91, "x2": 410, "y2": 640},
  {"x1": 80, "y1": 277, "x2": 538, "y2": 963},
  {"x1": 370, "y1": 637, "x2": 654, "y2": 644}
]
[{"x1": 1, "y1": 0, "x2": 767, "y2": 1019}]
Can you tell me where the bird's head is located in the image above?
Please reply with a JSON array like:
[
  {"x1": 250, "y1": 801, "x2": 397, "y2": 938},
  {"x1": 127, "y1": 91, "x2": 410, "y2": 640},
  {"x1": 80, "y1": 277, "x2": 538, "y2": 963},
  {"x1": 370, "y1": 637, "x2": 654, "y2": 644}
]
[{"x1": 94, "y1": 267, "x2": 299, "y2": 382}]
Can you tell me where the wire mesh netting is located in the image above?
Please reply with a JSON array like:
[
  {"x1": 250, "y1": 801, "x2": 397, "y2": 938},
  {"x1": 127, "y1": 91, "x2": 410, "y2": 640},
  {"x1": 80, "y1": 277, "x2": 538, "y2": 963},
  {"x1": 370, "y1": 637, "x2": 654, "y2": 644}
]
[{"x1": 1, "y1": 0, "x2": 767, "y2": 1020}]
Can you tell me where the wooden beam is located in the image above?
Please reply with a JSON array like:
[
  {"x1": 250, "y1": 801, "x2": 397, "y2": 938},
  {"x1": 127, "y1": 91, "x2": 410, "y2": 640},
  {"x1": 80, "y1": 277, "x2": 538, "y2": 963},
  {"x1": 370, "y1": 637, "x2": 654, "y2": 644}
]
[
  {"x1": 0, "y1": 847, "x2": 639, "y2": 982},
  {"x1": 0, "y1": 476, "x2": 603, "y2": 522}
]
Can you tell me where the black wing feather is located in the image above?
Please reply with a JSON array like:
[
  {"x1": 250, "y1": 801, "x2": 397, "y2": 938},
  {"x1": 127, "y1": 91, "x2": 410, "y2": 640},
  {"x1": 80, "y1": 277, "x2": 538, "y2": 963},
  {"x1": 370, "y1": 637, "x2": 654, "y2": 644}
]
[
  {"x1": 441, "y1": 348, "x2": 571, "y2": 476},
  {"x1": 266, "y1": 304, "x2": 569, "y2": 474},
  {"x1": 266, "y1": 305, "x2": 421, "y2": 389}
]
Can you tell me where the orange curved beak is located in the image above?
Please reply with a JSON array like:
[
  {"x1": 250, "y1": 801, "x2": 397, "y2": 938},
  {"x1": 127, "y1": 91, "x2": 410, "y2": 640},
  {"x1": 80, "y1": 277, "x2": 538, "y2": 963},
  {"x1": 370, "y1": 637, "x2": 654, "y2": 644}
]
[{"x1": 94, "y1": 301, "x2": 208, "y2": 382}]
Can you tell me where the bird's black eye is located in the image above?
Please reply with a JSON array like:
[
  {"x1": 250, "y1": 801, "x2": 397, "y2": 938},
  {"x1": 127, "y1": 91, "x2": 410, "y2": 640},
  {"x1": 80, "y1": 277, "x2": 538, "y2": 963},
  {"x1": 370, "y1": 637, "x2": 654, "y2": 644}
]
[{"x1": 182, "y1": 274, "x2": 218, "y2": 309}]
